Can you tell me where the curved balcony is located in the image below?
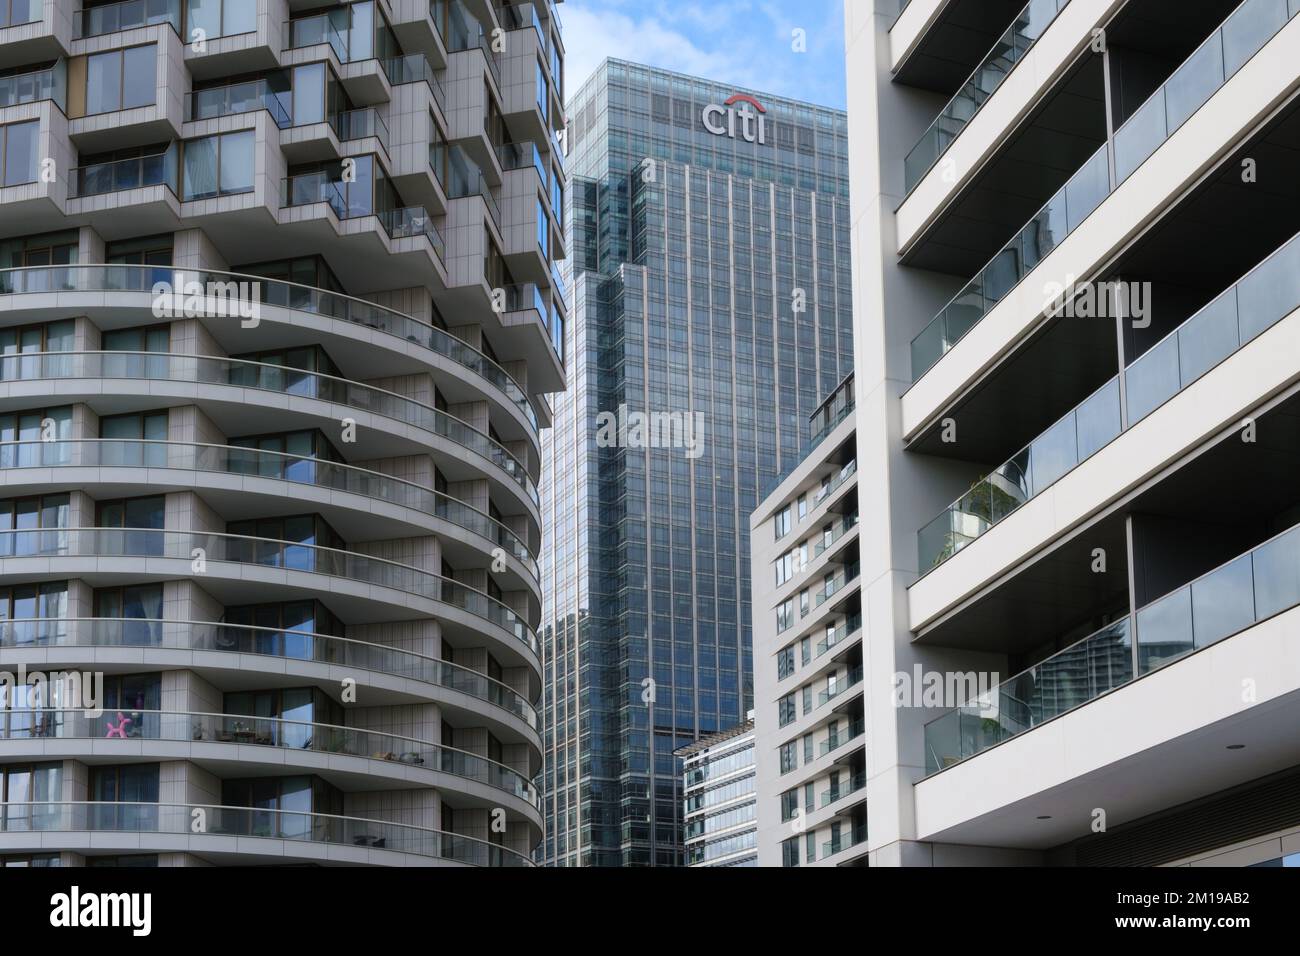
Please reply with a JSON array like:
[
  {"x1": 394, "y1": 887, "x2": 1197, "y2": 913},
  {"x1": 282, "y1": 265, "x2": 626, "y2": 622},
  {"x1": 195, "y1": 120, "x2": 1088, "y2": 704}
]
[
  {"x1": 0, "y1": 709, "x2": 538, "y2": 809},
  {"x1": 0, "y1": 528, "x2": 539, "y2": 659},
  {"x1": 0, "y1": 617, "x2": 539, "y2": 732},
  {"x1": 0, "y1": 265, "x2": 539, "y2": 435},
  {"x1": 0, "y1": 802, "x2": 533, "y2": 867},
  {"x1": 0, "y1": 438, "x2": 537, "y2": 581},
  {"x1": 0, "y1": 351, "x2": 538, "y2": 509}
]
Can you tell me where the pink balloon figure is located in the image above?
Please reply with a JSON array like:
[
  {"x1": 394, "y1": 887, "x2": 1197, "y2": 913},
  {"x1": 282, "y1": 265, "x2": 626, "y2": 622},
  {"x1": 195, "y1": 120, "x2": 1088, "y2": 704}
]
[{"x1": 105, "y1": 712, "x2": 132, "y2": 738}]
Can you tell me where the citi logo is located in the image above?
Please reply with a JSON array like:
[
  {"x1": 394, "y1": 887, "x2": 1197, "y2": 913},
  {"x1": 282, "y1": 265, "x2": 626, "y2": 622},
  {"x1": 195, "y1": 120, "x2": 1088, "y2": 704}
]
[{"x1": 702, "y1": 94, "x2": 768, "y2": 145}]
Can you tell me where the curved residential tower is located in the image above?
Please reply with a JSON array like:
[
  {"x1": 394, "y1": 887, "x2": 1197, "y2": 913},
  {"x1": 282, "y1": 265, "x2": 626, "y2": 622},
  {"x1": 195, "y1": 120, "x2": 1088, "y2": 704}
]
[{"x1": 0, "y1": 0, "x2": 565, "y2": 867}]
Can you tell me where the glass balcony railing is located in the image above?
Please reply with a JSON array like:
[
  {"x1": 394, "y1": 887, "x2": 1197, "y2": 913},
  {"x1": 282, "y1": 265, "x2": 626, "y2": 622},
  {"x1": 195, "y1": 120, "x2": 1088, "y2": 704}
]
[
  {"x1": 188, "y1": 80, "x2": 291, "y2": 128},
  {"x1": 0, "y1": 264, "x2": 538, "y2": 434},
  {"x1": 817, "y1": 666, "x2": 863, "y2": 708},
  {"x1": 910, "y1": 142, "x2": 1109, "y2": 380},
  {"x1": 0, "y1": 527, "x2": 539, "y2": 654},
  {"x1": 502, "y1": 283, "x2": 547, "y2": 317},
  {"x1": 918, "y1": 226, "x2": 1300, "y2": 572},
  {"x1": 822, "y1": 823, "x2": 867, "y2": 860},
  {"x1": 0, "y1": 63, "x2": 64, "y2": 111},
  {"x1": 0, "y1": 802, "x2": 533, "y2": 865},
  {"x1": 446, "y1": 147, "x2": 501, "y2": 226},
  {"x1": 910, "y1": 0, "x2": 1299, "y2": 382},
  {"x1": 498, "y1": 141, "x2": 547, "y2": 185},
  {"x1": 812, "y1": 514, "x2": 860, "y2": 561},
  {"x1": 0, "y1": 350, "x2": 535, "y2": 505},
  {"x1": 380, "y1": 53, "x2": 446, "y2": 112},
  {"x1": 68, "y1": 146, "x2": 178, "y2": 199},
  {"x1": 286, "y1": 13, "x2": 349, "y2": 62},
  {"x1": 446, "y1": 10, "x2": 501, "y2": 86},
  {"x1": 0, "y1": 617, "x2": 538, "y2": 728},
  {"x1": 498, "y1": 1, "x2": 543, "y2": 43},
  {"x1": 0, "y1": 709, "x2": 537, "y2": 805},
  {"x1": 1114, "y1": 0, "x2": 1299, "y2": 184},
  {"x1": 78, "y1": 0, "x2": 181, "y2": 38},
  {"x1": 904, "y1": 0, "x2": 1071, "y2": 193},
  {"x1": 380, "y1": 205, "x2": 447, "y2": 262},
  {"x1": 0, "y1": 437, "x2": 537, "y2": 577},
  {"x1": 816, "y1": 613, "x2": 863, "y2": 660},
  {"x1": 818, "y1": 771, "x2": 866, "y2": 809},
  {"x1": 814, "y1": 563, "x2": 861, "y2": 611},
  {"x1": 336, "y1": 108, "x2": 390, "y2": 153},
  {"x1": 819, "y1": 718, "x2": 865, "y2": 758},
  {"x1": 926, "y1": 517, "x2": 1300, "y2": 773},
  {"x1": 923, "y1": 619, "x2": 1132, "y2": 774}
]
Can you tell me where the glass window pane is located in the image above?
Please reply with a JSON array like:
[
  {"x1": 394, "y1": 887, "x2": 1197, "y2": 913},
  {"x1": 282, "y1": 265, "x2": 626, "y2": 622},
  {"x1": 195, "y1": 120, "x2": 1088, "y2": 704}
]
[
  {"x1": 1029, "y1": 412, "x2": 1077, "y2": 493},
  {"x1": 219, "y1": 131, "x2": 254, "y2": 194},
  {"x1": 1126, "y1": 335, "x2": 1180, "y2": 423},
  {"x1": 1222, "y1": 0, "x2": 1289, "y2": 78},
  {"x1": 187, "y1": 0, "x2": 221, "y2": 38},
  {"x1": 122, "y1": 45, "x2": 156, "y2": 110},
  {"x1": 292, "y1": 64, "x2": 324, "y2": 126},
  {"x1": 1178, "y1": 287, "x2": 1240, "y2": 385},
  {"x1": 223, "y1": 0, "x2": 256, "y2": 36},
  {"x1": 3, "y1": 121, "x2": 39, "y2": 186},
  {"x1": 183, "y1": 136, "x2": 218, "y2": 200},
  {"x1": 86, "y1": 51, "x2": 122, "y2": 115},
  {"x1": 1236, "y1": 233, "x2": 1300, "y2": 343},
  {"x1": 1137, "y1": 586, "x2": 1194, "y2": 673},
  {"x1": 1074, "y1": 378, "x2": 1121, "y2": 462},
  {"x1": 1165, "y1": 33, "x2": 1226, "y2": 132}
]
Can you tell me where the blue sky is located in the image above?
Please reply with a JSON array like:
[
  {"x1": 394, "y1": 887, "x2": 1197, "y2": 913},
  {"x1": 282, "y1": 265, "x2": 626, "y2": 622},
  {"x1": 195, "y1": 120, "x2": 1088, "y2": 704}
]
[{"x1": 560, "y1": 0, "x2": 848, "y2": 110}]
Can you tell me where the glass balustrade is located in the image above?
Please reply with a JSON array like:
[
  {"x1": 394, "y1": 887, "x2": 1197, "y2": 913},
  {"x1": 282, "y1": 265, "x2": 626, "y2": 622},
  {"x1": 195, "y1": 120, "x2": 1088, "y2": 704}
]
[
  {"x1": 815, "y1": 614, "x2": 863, "y2": 659},
  {"x1": 0, "y1": 264, "x2": 537, "y2": 434},
  {"x1": 69, "y1": 146, "x2": 179, "y2": 199},
  {"x1": 817, "y1": 666, "x2": 863, "y2": 707},
  {"x1": 189, "y1": 80, "x2": 291, "y2": 127},
  {"x1": 0, "y1": 528, "x2": 538, "y2": 654},
  {"x1": 818, "y1": 719, "x2": 865, "y2": 757},
  {"x1": 0, "y1": 709, "x2": 536, "y2": 804},
  {"x1": 380, "y1": 53, "x2": 446, "y2": 111},
  {"x1": 911, "y1": 0, "x2": 1299, "y2": 382},
  {"x1": 0, "y1": 802, "x2": 533, "y2": 865},
  {"x1": 919, "y1": 226, "x2": 1300, "y2": 573},
  {"x1": 904, "y1": 0, "x2": 1071, "y2": 192},
  {"x1": 812, "y1": 514, "x2": 860, "y2": 561},
  {"x1": 0, "y1": 437, "x2": 536, "y2": 576},
  {"x1": 0, "y1": 350, "x2": 535, "y2": 503},
  {"x1": 335, "y1": 108, "x2": 391, "y2": 153},
  {"x1": 814, "y1": 563, "x2": 861, "y2": 610},
  {"x1": 286, "y1": 13, "x2": 349, "y2": 62},
  {"x1": 0, "y1": 617, "x2": 537, "y2": 727},
  {"x1": 818, "y1": 772, "x2": 866, "y2": 809},
  {"x1": 498, "y1": 141, "x2": 547, "y2": 184},
  {"x1": 0, "y1": 63, "x2": 63, "y2": 111},
  {"x1": 78, "y1": 0, "x2": 181, "y2": 38}
]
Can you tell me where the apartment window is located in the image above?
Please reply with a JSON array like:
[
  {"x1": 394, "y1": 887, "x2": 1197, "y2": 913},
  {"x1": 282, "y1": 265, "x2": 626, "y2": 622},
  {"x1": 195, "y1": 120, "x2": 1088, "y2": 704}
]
[
  {"x1": 1, "y1": 854, "x2": 60, "y2": 867},
  {"x1": 797, "y1": 493, "x2": 808, "y2": 521},
  {"x1": 0, "y1": 231, "x2": 78, "y2": 268},
  {"x1": 536, "y1": 196, "x2": 550, "y2": 257},
  {"x1": 0, "y1": 0, "x2": 41, "y2": 29},
  {"x1": 775, "y1": 599, "x2": 793, "y2": 634},
  {"x1": 226, "y1": 514, "x2": 345, "y2": 573},
  {"x1": 803, "y1": 781, "x2": 815, "y2": 812},
  {"x1": 93, "y1": 584, "x2": 163, "y2": 645},
  {"x1": 96, "y1": 495, "x2": 165, "y2": 557},
  {"x1": 101, "y1": 673, "x2": 161, "y2": 711},
  {"x1": 776, "y1": 645, "x2": 794, "y2": 680},
  {"x1": 802, "y1": 733, "x2": 814, "y2": 763},
  {"x1": 90, "y1": 764, "x2": 160, "y2": 831},
  {"x1": 779, "y1": 789, "x2": 798, "y2": 823},
  {"x1": 183, "y1": 130, "x2": 254, "y2": 200},
  {"x1": 780, "y1": 836, "x2": 799, "y2": 867},
  {"x1": 805, "y1": 831, "x2": 816, "y2": 863},
  {"x1": 86, "y1": 855, "x2": 157, "y2": 867},
  {"x1": 1, "y1": 121, "x2": 38, "y2": 187},
  {"x1": 801, "y1": 685, "x2": 812, "y2": 715},
  {"x1": 100, "y1": 410, "x2": 168, "y2": 467},
  {"x1": 800, "y1": 636, "x2": 811, "y2": 666},
  {"x1": 102, "y1": 324, "x2": 169, "y2": 353},
  {"x1": 0, "y1": 582, "x2": 68, "y2": 645},
  {"x1": 187, "y1": 0, "x2": 257, "y2": 40},
  {"x1": 105, "y1": 235, "x2": 173, "y2": 267},
  {"x1": 799, "y1": 589, "x2": 809, "y2": 617},
  {"x1": 84, "y1": 46, "x2": 155, "y2": 115},
  {"x1": 0, "y1": 321, "x2": 74, "y2": 381},
  {"x1": 777, "y1": 693, "x2": 795, "y2": 728},
  {"x1": 0, "y1": 764, "x2": 61, "y2": 831},
  {"x1": 774, "y1": 505, "x2": 791, "y2": 539},
  {"x1": 778, "y1": 741, "x2": 796, "y2": 774},
  {"x1": 534, "y1": 57, "x2": 547, "y2": 116},
  {"x1": 0, "y1": 494, "x2": 69, "y2": 558},
  {"x1": 222, "y1": 599, "x2": 342, "y2": 658}
]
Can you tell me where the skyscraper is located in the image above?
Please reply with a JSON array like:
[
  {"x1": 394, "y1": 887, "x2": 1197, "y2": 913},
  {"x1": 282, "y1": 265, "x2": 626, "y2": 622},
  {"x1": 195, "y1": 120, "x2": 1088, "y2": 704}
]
[
  {"x1": 541, "y1": 59, "x2": 852, "y2": 866},
  {"x1": 0, "y1": 0, "x2": 565, "y2": 866}
]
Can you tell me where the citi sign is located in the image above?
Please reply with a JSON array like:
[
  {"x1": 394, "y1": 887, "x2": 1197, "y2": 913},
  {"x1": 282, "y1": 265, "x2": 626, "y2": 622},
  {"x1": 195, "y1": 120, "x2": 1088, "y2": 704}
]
[{"x1": 702, "y1": 94, "x2": 768, "y2": 145}]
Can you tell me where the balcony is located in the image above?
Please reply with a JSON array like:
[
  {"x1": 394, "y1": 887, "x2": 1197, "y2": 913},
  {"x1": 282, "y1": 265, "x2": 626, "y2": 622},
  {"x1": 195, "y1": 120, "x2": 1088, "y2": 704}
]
[
  {"x1": 286, "y1": 12, "x2": 349, "y2": 62},
  {"x1": 818, "y1": 718, "x2": 866, "y2": 758},
  {"x1": 821, "y1": 822, "x2": 868, "y2": 861},
  {"x1": 444, "y1": 0, "x2": 500, "y2": 87},
  {"x1": 812, "y1": 514, "x2": 860, "y2": 563},
  {"x1": 903, "y1": 0, "x2": 1071, "y2": 193},
  {"x1": 0, "y1": 348, "x2": 537, "y2": 506},
  {"x1": 381, "y1": 52, "x2": 446, "y2": 112},
  {"x1": 77, "y1": 0, "x2": 181, "y2": 39},
  {"x1": 497, "y1": 140, "x2": 547, "y2": 187},
  {"x1": 817, "y1": 666, "x2": 864, "y2": 708},
  {"x1": 818, "y1": 771, "x2": 867, "y2": 809},
  {"x1": 917, "y1": 226, "x2": 1300, "y2": 572},
  {"x1": 909, "y1": 0, "x2": 1300, "y2": 382},
  {"x1": 0, "y1": 527, "x2": 539, "y2": 656},
  {"x1": 280, "y1": 173, "x2": 447, "y2": 265},
  {"x1": 446, "y1": 145, "x2": 501, "y2": 228},
  {"x1": 925, "y1": 516, "x2": 1300, "y2": 773},
  {"x1": 0, "y1": 802, "x2": 533, "y2": 865},
  {"x1": 68, "y1": 146, "x2": 178, "y2": 199},
  {"x1": 337, "y1": 107, "x2": 391, "y2": 153},
  {"x1": 0, "y1": 61, "x2": 65, "y2": 111},
  {"x1": 0, "y1": 708, "x2": 537, "y2": 806},
  {"x1": 0, "y1": 436, "x2": 537, "y2": 578},
  {"x1": 0, "y1": 617, "x2": 538, "y2": 729},
  {"x1": 815, "y1": 614, "x2": 863, "y2": 660},
  {"x1": 188, "y1": 80, "x2": 291, "y2": 128},
  {"x1": 0, "y1": 264, "x2": 539, "y2": 434},
  {"x1": 814, "y1": 563, "x2": 861, "y2": 611}
]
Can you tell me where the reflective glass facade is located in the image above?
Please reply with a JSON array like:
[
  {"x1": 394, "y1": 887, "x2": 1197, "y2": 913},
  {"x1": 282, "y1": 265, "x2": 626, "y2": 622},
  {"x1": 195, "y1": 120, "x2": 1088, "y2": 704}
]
[{"x1": 540, "y1": 59, "x2": 851, "y2": 866}]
